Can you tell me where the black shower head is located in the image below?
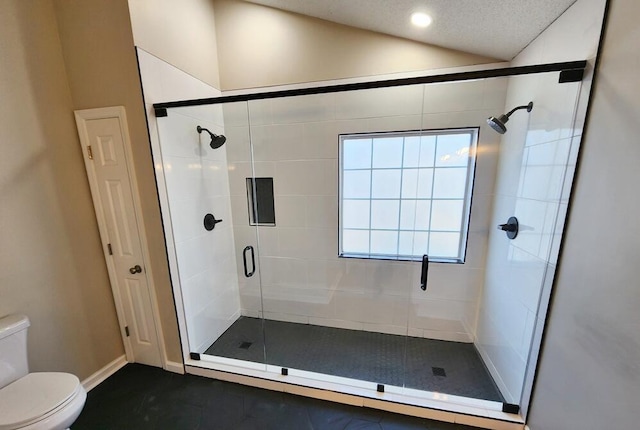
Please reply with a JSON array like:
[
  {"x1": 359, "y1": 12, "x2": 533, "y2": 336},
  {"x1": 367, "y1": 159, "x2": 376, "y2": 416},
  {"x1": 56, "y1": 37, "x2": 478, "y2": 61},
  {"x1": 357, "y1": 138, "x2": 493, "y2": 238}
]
[
  {"x1": 486, "y1": 102, "x2": 533, "y2": 134},
  {"x1": 487, "y1": 114, "x2": 509, "y2": 134},
  {"x1": 197, "y1": 126, "x2": 227, "y2": 149}
]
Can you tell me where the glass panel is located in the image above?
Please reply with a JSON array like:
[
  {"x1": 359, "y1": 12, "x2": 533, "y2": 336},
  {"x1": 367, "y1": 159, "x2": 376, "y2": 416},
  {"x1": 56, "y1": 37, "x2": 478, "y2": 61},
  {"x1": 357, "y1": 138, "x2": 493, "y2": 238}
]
[
  {"x1": 343, "y1": 138, "x2": 372, "y2": 169},
  {"x1": 417, "y1": 168, "x2": 435, "y2": 198},
  {"x1": 414, "y1": 200, "x2": 432, "y2": 230},
  {"x1": 405, "y1": 77, "x2": 494, "y2": 401},
  {"x1": 402, "y1": 168, "x2": 434, "y2": 199},
  {"x1": 412, "y1": 231, "x2": 429, "y2": 255},
  {"x1": 405, "y1": 135, "x2": 437, "y2": 167},
  {"x1": 402, "y1": 136, "x2": 421, "y2": 168},
  {"x1": 156, "y1": 101, "x2": 266, "y2": 370},
  {"x1": 432, "y1": 167, "x2": 467, "y2": 198},
  {"x1": 435, "y1": 133, "x2": 472, "y2": 167},
  {"x1": 343, "y1": 170, "x2": 371, "y2": 198},
  {"x1": 372, "y1": 137, "x2": 403, "y2": 167},
  {"x1": 400, "y1": 200, "x2": 417, "y2": 229},
  {"x1": 343, "y1": 199, "x2": 370, "y2": 229},
  {"x1": 343, "y1": 229, "x2": 370, "y2": 254},
  {"x1": 430, "y1": 200, "x2": 464, "y2": 231},
  {"x1": 371, "y1": 200, "x2": 400, "y2": 229},
  {"x1": 370, "y1": 230, "x2": 399, "y2": 254},
  {"x1": 429, "y1": 232, "x2": 461, "y2": 257},
  {"x1": 371, "y1": 170, "x2": 402, "y2": 198},
  {"x1": 418, "y1": 135, "x2": 437, "y2": 167},
  {"x1": 401, "y1": 169, "x2": 419, "y2": 198},
  {"x1": 398, "y1": 231, "x2": 415, "y2": 255},
  {"x1": 248, "y1": 85, "x2": 418, "y2": 394}
]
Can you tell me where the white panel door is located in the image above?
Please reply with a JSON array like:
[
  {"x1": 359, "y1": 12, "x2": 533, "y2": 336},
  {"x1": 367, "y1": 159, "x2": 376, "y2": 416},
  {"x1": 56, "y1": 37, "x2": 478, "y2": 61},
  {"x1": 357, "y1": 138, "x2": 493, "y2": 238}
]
[{"x1": 76, "y1": 109, "x2": 163, "y2": 367}]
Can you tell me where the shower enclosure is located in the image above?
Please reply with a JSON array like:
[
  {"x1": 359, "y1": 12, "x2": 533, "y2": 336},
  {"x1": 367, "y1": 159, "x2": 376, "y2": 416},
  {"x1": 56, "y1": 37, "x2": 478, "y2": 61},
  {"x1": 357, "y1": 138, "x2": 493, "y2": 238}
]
[{"x1": 151, "y1": 62, "x2": 587, "y2": 421}]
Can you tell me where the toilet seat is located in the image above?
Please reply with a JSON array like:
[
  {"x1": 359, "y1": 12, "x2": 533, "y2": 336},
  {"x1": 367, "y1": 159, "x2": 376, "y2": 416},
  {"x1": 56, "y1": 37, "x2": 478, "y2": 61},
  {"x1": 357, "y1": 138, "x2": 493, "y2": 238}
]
[{"x1": 0, "y1": 373, "x2": 83, "y2": 430}]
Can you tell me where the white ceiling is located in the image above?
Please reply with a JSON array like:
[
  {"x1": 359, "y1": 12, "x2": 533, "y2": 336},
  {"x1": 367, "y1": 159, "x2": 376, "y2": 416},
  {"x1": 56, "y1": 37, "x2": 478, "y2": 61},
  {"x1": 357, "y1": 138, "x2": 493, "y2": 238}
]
[{"x1": 243, "y1": 0, "x2": 577, "y2": 60}]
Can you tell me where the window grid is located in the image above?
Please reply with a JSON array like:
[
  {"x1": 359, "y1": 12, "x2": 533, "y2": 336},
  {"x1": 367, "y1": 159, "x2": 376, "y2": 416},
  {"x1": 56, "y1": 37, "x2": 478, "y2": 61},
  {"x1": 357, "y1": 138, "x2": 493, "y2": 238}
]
[{"x1": 339, "y1": 128, "x2": 477, "y2": 263}]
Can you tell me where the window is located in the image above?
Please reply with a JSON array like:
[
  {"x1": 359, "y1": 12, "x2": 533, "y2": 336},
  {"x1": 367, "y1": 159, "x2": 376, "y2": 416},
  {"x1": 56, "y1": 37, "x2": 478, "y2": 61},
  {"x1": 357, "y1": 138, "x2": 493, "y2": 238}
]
[{"x1": 339, "y1": 128, "x2": 478, "y2": 263}]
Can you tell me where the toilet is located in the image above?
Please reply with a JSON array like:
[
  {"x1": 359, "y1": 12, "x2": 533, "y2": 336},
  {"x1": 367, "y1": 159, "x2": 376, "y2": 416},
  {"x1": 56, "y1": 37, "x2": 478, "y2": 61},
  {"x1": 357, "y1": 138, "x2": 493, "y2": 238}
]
[{"x1": 0, "y1": 315, "x2": 86, "y2": 430}]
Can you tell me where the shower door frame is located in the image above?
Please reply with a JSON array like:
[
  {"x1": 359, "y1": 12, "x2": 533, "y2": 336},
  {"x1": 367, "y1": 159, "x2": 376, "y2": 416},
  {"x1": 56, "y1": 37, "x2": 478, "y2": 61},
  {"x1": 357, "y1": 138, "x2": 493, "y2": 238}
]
[
  {"x1": 153, "y1": 60, "x2": 589, "y2": 428},
  {"x1": 153, "y1": 61, "x2": 587, "y2": 112}
]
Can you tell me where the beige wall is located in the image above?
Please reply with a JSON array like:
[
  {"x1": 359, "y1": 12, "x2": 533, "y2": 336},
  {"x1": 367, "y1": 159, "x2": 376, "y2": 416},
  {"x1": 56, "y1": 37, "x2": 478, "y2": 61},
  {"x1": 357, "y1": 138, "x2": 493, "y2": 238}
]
[
  {"x1": 128, "y1": 0, "x2": 220, "y2": 89},
  {"x1": 213, "y1": 0, "x2": 499, "y2": 90},
  {"x1": 0, "y1": 0, "x2": 123, "y2": 378},
  {"x1": 528, "y1": 0, "x2": 640, "y2": 428},
  {"x1": 53, "y1": 0, "x2": 182, "y2": 364}
]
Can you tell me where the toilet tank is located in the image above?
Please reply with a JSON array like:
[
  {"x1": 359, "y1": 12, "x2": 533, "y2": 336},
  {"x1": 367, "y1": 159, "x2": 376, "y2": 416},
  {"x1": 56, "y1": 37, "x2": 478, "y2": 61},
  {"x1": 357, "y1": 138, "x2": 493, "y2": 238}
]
[{"x1": 0, "y1": 315, "x2": 30, "y2": 389}]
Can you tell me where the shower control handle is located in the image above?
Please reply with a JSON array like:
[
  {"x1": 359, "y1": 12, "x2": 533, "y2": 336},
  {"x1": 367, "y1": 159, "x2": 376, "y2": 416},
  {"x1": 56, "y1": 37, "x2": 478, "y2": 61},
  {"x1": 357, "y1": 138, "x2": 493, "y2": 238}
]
[
  {"x1": 420, "y1": 255, "x2": 429, "y2": 291},
  {"x1": 243, "y1": 246, "x2": 255, "y2": 278},
  {"x1": 129, "y1": 265, "x2": 142, "y2": 274},
  {"x1": 498, "y1": 216, "x2": 519, "y2": 239}
]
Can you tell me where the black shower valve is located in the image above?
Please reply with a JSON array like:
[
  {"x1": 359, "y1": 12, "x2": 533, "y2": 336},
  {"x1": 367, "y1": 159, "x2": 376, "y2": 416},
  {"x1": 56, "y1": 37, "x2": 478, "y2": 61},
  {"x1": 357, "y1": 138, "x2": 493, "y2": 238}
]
[
  {"x1": 204, "y1": 213, "x2": 223, "y2": 231},
  {"x1": 498, "y1": 223, "x2": 517, "y2": 232},
  {"x1": 497, "y1": 216, "x2": 519, "y2": 239}
]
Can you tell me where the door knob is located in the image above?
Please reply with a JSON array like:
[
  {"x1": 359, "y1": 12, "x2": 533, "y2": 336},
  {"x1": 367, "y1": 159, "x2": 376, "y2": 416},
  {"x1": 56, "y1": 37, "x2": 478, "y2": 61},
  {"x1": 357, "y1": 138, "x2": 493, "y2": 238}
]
[{"x1": 129, "y1": 265, "x2": 142, "y2": 274}]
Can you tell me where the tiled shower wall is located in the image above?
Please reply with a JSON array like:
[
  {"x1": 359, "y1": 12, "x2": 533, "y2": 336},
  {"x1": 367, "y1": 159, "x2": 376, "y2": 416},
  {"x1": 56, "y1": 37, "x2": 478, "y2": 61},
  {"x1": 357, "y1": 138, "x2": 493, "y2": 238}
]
[
  {"x1": 138, "y1": 49, "x2": 241, "y2": 354},
  {"x1": 475, "y1": 0, "x2": 606, "y2": 405},
  {"x1": 224, "y1": 79, "x2": 507, "y2": 343}
]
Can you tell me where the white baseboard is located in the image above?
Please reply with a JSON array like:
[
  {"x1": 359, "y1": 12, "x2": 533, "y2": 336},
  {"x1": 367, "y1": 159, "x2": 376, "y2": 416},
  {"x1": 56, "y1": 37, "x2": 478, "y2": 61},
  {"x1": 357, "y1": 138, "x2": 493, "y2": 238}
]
[
  {"x1": 165, "y1": 360, "x2": 185, "y2": 374},
  {"x1": 81, "y1": 355, "x2": 128, "y2": 392}
]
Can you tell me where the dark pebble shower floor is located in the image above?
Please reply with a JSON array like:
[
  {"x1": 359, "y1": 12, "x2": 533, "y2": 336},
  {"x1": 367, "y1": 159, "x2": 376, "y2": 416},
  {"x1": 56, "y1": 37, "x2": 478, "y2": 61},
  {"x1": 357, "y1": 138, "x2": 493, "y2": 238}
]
[{"x1": 205, "y1": 317, "x2": 504, "y2": 402}]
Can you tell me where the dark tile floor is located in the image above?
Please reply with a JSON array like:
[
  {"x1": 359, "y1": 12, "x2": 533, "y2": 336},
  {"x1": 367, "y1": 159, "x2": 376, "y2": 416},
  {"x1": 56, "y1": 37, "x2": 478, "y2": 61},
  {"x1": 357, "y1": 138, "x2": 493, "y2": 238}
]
[
  {"x1": 205, "y1": 317, "x2": 503, "y2": 402},
  {"x1": 73, "y1": 364, "x2": 484, "y2": 430}
]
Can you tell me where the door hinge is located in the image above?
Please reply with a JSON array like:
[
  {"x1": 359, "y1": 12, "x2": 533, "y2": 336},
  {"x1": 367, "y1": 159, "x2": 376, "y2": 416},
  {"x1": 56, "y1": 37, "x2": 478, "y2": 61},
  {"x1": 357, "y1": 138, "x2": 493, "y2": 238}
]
[
  {"x1": 87, "y1": 145, "x2": 93, "y2": 160},
  {"x1": 107, "y1": 243, "x2": 113, "y2": 255},
  {"x1": 125, "y1": 326, "x2": 130, "y2": 337}
]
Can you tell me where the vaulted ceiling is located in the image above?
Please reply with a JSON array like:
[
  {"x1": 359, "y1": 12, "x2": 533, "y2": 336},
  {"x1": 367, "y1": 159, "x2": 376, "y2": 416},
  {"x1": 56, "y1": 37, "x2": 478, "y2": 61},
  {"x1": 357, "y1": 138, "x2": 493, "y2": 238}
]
[{"x1": 244, "y1": 0, "x2": 577, "y2": 60}]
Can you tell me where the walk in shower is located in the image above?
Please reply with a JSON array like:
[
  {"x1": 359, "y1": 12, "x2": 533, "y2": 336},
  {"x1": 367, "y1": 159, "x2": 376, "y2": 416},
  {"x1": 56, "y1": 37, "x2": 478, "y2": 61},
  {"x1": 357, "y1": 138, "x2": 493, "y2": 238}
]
[{"x1": 150, "y1": 61, "x2": 589, "y2": 421}]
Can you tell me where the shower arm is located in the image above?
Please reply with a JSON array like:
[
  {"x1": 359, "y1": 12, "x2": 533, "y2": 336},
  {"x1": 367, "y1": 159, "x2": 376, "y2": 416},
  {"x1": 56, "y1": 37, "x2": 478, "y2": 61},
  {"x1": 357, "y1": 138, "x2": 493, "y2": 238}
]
[
  {"x1": 504, "y1": 102, "x2": 534, "y2": 118},
  {"x1": 197, "y1": 125, "x2": 212, "y2": 135}
]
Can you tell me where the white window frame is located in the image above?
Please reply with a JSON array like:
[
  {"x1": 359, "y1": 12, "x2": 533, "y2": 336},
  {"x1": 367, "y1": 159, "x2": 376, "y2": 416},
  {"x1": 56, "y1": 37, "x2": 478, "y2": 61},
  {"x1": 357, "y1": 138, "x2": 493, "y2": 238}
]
[{"x1": 338, "y1": 128, "x2": 478, "y2": 263}]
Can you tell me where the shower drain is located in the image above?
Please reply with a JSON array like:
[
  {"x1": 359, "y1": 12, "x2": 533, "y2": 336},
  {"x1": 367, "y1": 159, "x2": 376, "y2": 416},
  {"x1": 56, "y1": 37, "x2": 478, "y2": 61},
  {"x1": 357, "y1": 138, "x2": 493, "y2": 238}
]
[
  {"x1": 239, "y1": 341, "x2": 253, "y2": 349},
  {"x1": 432, "y1": 367, "x2": 446, "y2": 377}
]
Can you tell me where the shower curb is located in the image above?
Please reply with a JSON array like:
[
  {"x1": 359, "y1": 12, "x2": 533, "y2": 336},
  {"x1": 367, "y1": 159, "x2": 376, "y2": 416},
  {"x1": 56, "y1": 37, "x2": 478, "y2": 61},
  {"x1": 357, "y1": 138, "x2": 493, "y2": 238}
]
[{"x1": 186, "y1": 364, "x2": 525, "y2": 430}]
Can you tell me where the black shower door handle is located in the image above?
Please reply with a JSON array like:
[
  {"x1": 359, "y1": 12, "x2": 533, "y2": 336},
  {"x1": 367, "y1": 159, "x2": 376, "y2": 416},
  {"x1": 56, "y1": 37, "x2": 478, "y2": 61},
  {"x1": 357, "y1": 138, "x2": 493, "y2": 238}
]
[
  {"x1": 243, "y1": 246, "x2": 255, "y2": 278},
  {"x1": 420, "y1": 254, "x2": 429, "y2": 291}
]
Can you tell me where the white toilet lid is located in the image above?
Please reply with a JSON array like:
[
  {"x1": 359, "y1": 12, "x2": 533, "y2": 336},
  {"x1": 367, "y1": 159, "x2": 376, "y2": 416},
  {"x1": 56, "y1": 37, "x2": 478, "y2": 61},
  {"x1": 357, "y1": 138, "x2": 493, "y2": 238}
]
[{"x1": 0, "y1": 372, "x2": 80, "y2": 429}]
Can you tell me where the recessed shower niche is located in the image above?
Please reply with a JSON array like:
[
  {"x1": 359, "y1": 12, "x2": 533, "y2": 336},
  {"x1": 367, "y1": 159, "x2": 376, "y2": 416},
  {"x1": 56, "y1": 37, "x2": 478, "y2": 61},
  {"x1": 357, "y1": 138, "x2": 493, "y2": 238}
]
[{"x1": 246, "y1": 177, "x2": 276, "y2": 226}]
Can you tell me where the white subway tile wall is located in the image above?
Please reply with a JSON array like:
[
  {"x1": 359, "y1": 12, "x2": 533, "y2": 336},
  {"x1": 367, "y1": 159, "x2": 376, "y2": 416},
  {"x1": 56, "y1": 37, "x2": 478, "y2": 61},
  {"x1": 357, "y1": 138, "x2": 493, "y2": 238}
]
[
  {"x1": 475, "y1": 0, "x2": 603, "y2": 407},
  {"x1": 139, "y1": 49, "x2": 242, "y2": 354},
  {"x1": 225, "y1": 79, "x2": 506, "y2": 343}
]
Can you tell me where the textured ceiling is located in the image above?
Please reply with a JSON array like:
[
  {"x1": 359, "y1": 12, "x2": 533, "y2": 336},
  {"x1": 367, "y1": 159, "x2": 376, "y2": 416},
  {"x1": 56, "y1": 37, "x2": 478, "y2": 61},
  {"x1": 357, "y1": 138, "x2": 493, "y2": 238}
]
[{"x1": 243, "y1": 0, "x2": 577, "y2": 60}]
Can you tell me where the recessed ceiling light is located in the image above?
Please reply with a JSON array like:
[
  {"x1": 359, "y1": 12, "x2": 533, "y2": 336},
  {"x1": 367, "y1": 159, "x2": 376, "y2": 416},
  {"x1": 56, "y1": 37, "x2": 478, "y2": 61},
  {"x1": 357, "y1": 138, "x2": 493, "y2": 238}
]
[{"x1": 411, "y1": 12, "x2": 432, "y2": 28}]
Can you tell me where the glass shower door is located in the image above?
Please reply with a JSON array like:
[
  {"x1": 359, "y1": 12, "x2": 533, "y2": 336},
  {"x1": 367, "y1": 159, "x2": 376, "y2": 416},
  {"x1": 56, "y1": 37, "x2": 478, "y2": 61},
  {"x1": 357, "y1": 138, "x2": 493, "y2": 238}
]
[
  {"x1": 241, "y1": 78, "x2": 505, "y2": 405},
  {"x1": 155, "y1": 101, "x2": 268, "y2": 371},
  {"x1": 244, "y1": 87, "x2": 418, "y2": 391}
]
